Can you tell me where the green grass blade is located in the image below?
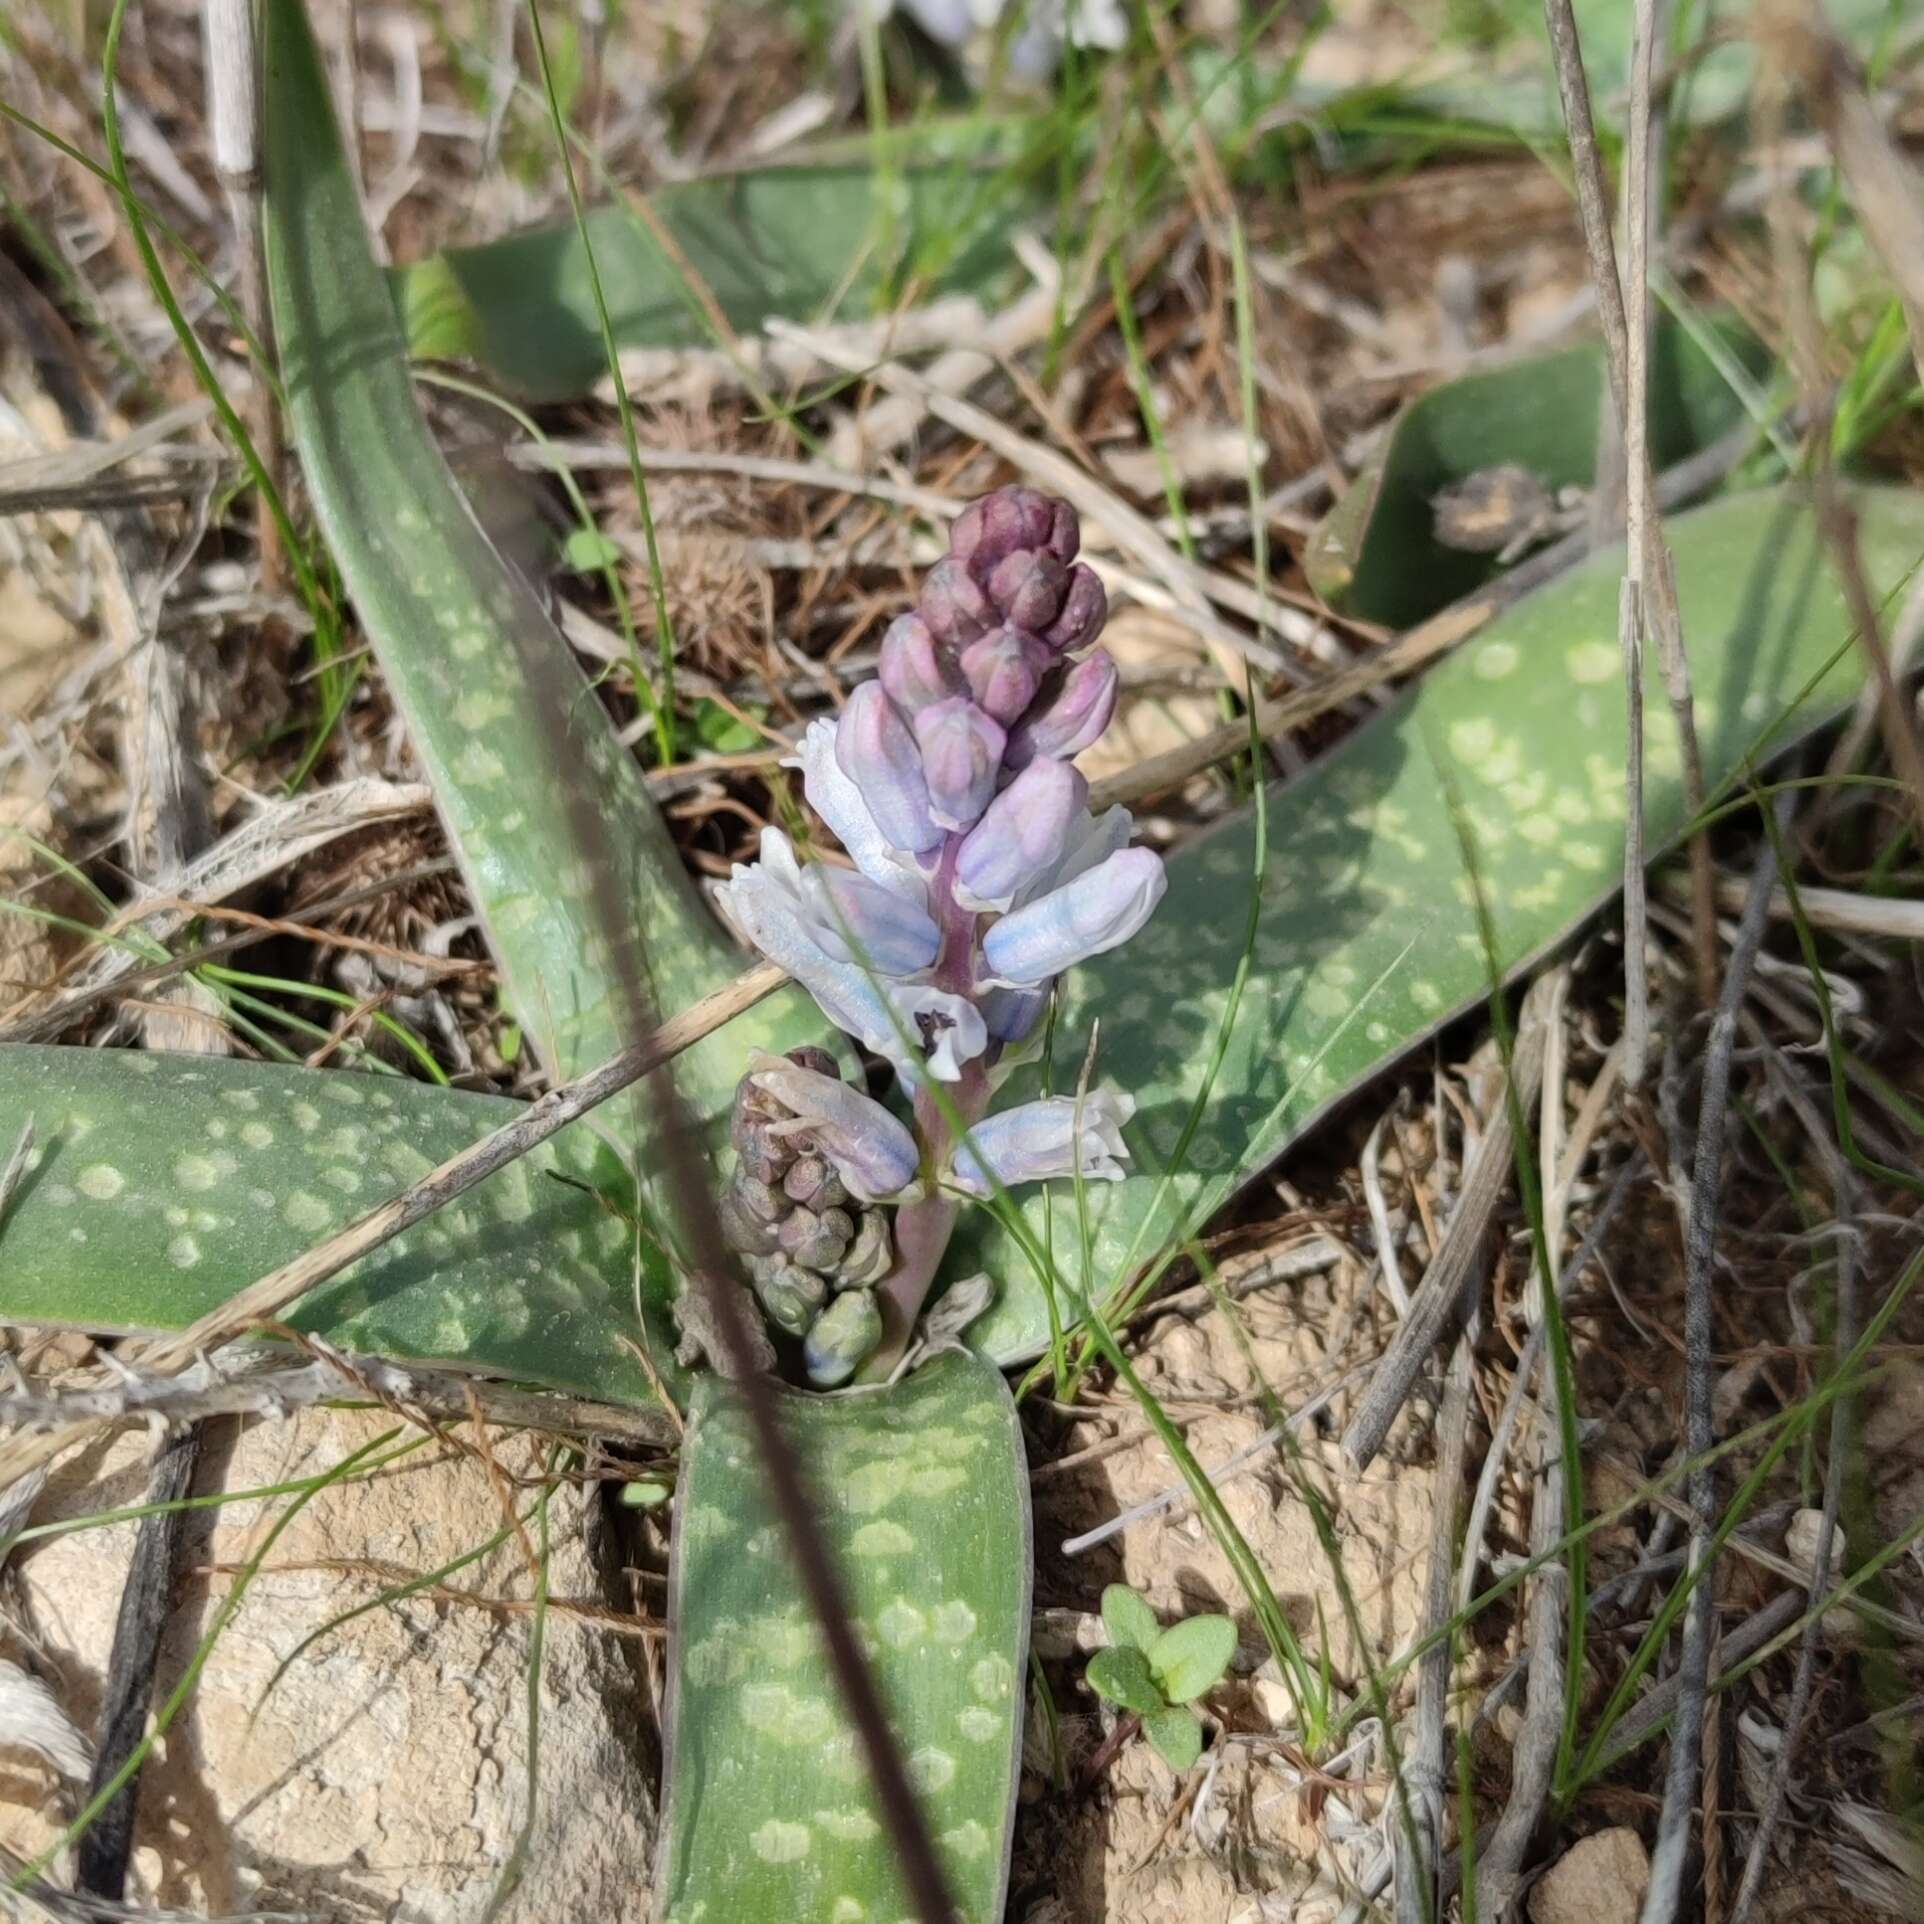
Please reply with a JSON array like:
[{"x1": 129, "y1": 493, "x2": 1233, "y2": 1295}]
[
  {"x1": 0, "y1": 1046, "x2": 668, "y2": 1404},
  {"x1": 259, "y1": 0, "x2": 821, "y2": 1110},
  {"x1": 956, "y1": 483, "x2": 1924, "y2": 1365},
  {"x1": 657, "y1": 1352, "x2": 1029, "y2": 1924}
]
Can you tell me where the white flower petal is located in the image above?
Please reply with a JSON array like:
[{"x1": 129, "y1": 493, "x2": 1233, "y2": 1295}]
[{"x1": 950, "y1": 1090, "x2": 1136, "y2": 1196}]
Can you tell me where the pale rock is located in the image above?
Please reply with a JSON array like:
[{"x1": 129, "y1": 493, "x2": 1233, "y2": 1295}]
[
  {"x1": 4, "y1": 1408, "x2": 655, "y2": 1921},
  {"x1": 1785, "y1": 1507, "x2": 1857, "y2": 1639},
  {"x1": 1527, "y1": 1827, "x2": 1651, "y2": 1924}
]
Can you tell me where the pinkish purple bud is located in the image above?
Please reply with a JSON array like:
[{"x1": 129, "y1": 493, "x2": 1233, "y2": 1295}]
[
  {"x1": 1005, "y1": 649, "x2": 1120, "y2": 769},
  {"x1": 919, "y1": 557, "x2": 993, "y2": 646},
  {"x1": 914, "y1": 697, "x2": 1006, "y2": 831},
  {"x1": 960, "y1": 626, "x2": 1048, "y2": 724},
  {"x1": 835, "y1": 682, "x2": 940, "y2": 855},
  {"x1": 987, "y1": 550, "x2": 1070, "y2": 631},
  {"x1": 1041, "y1": 564, "x2": 1107, "y2": 652},
  {"x1": 877, "y1": 613, "x2": 954, "y2": 716},
  {"x1": 952, "y1": 486, "x2": 1078, "y2": 575},
  {"x1": 955, "y1": 757, "x2": 1087, "y2": 912},
  {"x1": 981, "y1": 845, "x2": 1167, "y2": 985}
]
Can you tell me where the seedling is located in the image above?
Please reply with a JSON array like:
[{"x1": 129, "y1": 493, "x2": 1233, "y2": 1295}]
[{"x1": 1086, "y1": 1583, "x2": 1237, "y2": 1773}]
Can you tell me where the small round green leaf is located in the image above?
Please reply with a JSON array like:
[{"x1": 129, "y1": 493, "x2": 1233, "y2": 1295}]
[
  {"x1": 1147, "y1": 1615, "x2": 1236, "y2": 1705},
  {"x1": 1086, "y1": 1646, "x2": 1162, "y2": 1717},
  {"x1": 1100, "y1": 1583, "x2": 1162, "y2": 1656},
  {"x1": 1141, "y1": 1704, "x2": 1203, "y2": 1774}
]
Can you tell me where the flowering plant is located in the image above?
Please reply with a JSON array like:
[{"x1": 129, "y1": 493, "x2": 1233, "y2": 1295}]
[{"x1": 716, "y1": 486, "x2": 1166, "y2": 1383}]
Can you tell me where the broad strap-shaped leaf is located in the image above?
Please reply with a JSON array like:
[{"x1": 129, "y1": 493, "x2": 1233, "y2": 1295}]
[
  {"x1": 261, "y1": 0, "x2": 822, "y2": 1112},
  {"x1": 391, "y1": 168, "x2": 1038, "y2": 404},
  {"x1": 955, "y1": 484, "x2": 1924, "y2": 1364},
  {"x1": 658, "y1": 1351, "x2": 1030, "y2": 1924},
  {"x1": 0, "y1": 1046, "x2": 672, "y2": 1403},
  {"x1": 1306, "y1": 317, "x2": 1766, "y2": 625}
]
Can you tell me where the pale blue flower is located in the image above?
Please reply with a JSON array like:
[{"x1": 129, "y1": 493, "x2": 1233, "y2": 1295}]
[
  {"x1": 981, "y1": 846, "x2": 1167, "y2": 985},
  {"x1": 950, "y1": 1090, "x2": 1136, "y2": 1195}
]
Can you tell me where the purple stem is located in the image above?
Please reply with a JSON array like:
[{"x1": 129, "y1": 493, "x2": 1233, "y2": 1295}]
[{"x1": 866, "y1": 834, "x2": 991, "y2": 1374}]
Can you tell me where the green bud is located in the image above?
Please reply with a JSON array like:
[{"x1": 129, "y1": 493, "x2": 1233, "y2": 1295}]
[{"x1": 803, "y1": 1289, "x2": 883, "y2": 1388}]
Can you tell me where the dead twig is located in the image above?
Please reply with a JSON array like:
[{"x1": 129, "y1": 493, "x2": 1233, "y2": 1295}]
[
  {"x1": 1641, "y1": 813, "x2": 1788, "y2": 1924},
  {"x1": 1543, "y1": 0, "x2": 1718, "y2": 1077},
  {"x1": 1341, "y1": 970, "x2": 1563, "y2": 1473}
]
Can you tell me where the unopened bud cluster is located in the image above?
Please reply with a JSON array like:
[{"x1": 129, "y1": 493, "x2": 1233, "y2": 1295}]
[{"x1": 718, "y1": 485, "x2": 1167, "y2": 1382}]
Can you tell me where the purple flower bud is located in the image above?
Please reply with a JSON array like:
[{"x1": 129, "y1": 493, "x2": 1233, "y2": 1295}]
[
  {"x1": 835, "y1": 682, "x2": 940, "y2": 855},
  {"x1": 877, "y1": 613, "x2": 954, "y2": 716},
  {"x1": 955, "y1": 758, "x2": 1088, "y2": 912},
  {"x1": 981, "y1": 846, "x2": 1167, "y2": 986},
  {"x1": 779, "y1": 1204, "x2": 854, "y2": 1272},
  {"x1": 1005, "y1": 649, "x2": 1120, "y2": 769},
  {"x1": 748, "y1": 1052, "x2": 921, "y2": 1203},
  {"x1": 951, "y1": 1090, "x2": 1136, "y2": 1196},
  {"x1": 951, "y1": 486, "x2": 1078, "y2": 576},
  {"x1": 987, "y1": 550, "x2": 1070, "y2": 631},
  {"x1": 919, "y1": 557, "x2": 993, "y2": 646},
  {"x1": 960, "y1": 626, "x2": 1047, "y2": 725},
  {"x1": 1041, "y1": 564, "x2": 1107, "y2": 653},
  {"x1": 914, "y1": 697, "x2": 1006, "y2": 831},
  {"x1": 782, "y1": 1153, "x2": 847, "y2": 1212},
  {"x1": 803, "y1": 864, "x2": 941, "y2": 975}
]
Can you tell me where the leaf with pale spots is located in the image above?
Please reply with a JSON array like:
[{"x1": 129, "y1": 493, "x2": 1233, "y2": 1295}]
[
  {"x1": 260, "y1": 0, "x2": 826, "y2": 1121},
  {"x1": 951, "y1": 484, "x2": 1924, "y2": 1364},
  {"x1": 659, "y1": 1353, "x2": 1029, "y2": 1924}
]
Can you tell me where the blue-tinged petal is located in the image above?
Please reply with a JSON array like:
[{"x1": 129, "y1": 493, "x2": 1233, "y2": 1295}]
[
  {"x1": 746, "y1": 1051, "x2": 921, "y2": 1202},
  {"x1": 950, "y1": 1090, "x2": 1136, "y2": 1195},
  {"x1": 835, "y1": 684, "x2": 942, "y2": 855},
  {"x1": 803, "y1": 865, "x2": 940, "y2": 975},
  {"x1": 785, "y1": 718, "x2": 916, "y2": 888},
  {"x1": 914, "y1": 697, "x2": 1005, "y2": 831},
  {"x1": 981, "y1": 846, "x2": 1167, "y2": 986},
  {"x1": 955, "y1": 758, "x2": 1086, "y2": 913}
]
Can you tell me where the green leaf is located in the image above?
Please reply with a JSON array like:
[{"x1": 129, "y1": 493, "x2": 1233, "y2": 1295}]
[
  {"x1": 0, "y1": 1046, "x2": 670, "y2": 1404},
  {"x1": 1100, "y1": 1583, "x2": 1163, "y2": 1656},
  {"x1": 955, "y1": 484, "x2": 1924, "y2": 1365},
  {"x1": 692, "y1": 697, "x2": 766, "y2": 755},
  {"x1": 1086, "y1": 1646, "x2": 1163, "y2": 1716},
  {"x1": 1305, "y1": 316, "x2": 1768, "y2": 626},
  {"x1": 1140, "y1": 1704, "x2": 1203, "y2": 1774},
  {"x1": 261, "y1": 0, "x2": 823, "y2": 1118},
  {"x1": 388, "y1": 165, "x2": 1038, "y2": 404},
  {"x1": 658, "y1": 1352, "x2": 1029, "y2": 1924},
  {"x1": 1147, "y1": 1615, "x2": 1236, "y2": 1705},
  {"x1": 560, "y1": 525, "x2": 622, "y2": 572}
]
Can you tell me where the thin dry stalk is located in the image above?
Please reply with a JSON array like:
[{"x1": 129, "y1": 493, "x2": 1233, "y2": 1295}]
[
  {"x1": 1729, "y1": 1147, "x2": 1859, "y2": 1921},
  {"x1": 203, "y1": 0, "x2": 283, "y2": 587},
  {"x1": 1341, "y1": 970, "x2": 1563, "y2": 1472},
  {"x1": 1641, "y1": 820, "x2": 1787, "y2": 1924},
  {"x1": 1395, "y1": 1332, "x2": 1475, "y2": 1924},
  {"x1": 1543, "y1": 0, "x2": 1718, "y2": 1073}
]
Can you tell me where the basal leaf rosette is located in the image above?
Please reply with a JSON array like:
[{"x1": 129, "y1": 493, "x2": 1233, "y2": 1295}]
[{"x1": 716, "y1": 487, "x2": 1167, "y2": 1382}]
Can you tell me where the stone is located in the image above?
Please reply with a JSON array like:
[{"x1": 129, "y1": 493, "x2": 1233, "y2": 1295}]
[
  {"x1": 1527, "y1": 1827, "x2": 1651, "y2": 1924},
  {"x1": 3, "y1": 1408, "x2": 656, "y2": 1921}
]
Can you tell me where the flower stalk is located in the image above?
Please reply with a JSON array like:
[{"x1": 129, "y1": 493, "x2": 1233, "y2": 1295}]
[{"x1": 717, "y1": 486, "x2": 1168, "y2": 1381}]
